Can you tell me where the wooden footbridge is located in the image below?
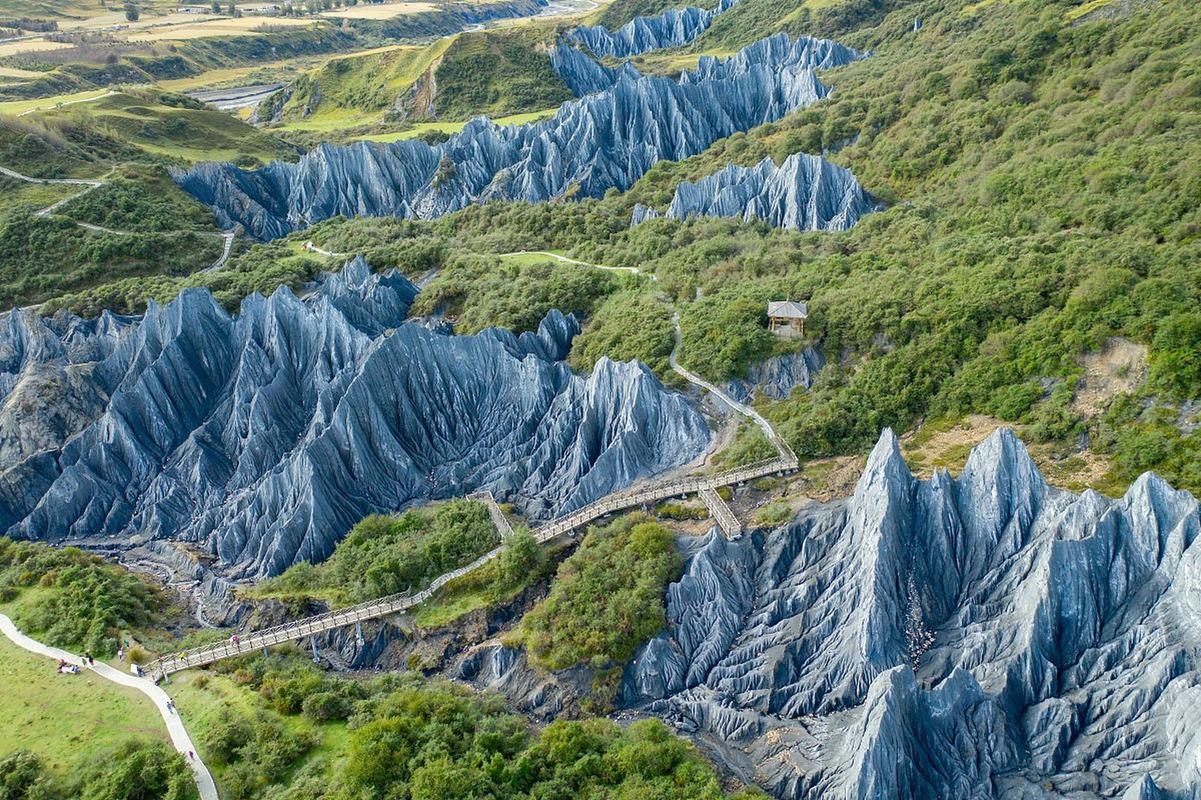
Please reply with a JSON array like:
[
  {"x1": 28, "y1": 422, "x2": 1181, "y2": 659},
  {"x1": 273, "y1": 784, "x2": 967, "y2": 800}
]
[
  {"x1": 147, "y1": 450, "x2": 796, "y2": 681},
  {"x1": 146, "y1": 252, "x2": 801, "y2": 682}
]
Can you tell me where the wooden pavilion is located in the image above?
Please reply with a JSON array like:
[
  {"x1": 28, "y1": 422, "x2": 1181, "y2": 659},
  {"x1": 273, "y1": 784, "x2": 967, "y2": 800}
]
[{"x1": 767, "y1": 300, "x2": 808, "y2": 337}]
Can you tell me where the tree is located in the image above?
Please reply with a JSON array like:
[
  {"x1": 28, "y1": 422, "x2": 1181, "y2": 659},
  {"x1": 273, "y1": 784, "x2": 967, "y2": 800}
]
[
  {"x1": 0, "y1": 751, "x2": 50, "y2": 800},
  {"x1": 226, "y1": 1, "x2": 237, "y2": 15},
  {"x1": 210, "y1": 0, "x2": 220, "y2": 12},
  {"x1": 498, "y1": 528, "x2": 544, "y2": 588},
  {"x1": 123, "y1": 1, "x2": 139, "y2": 20}
]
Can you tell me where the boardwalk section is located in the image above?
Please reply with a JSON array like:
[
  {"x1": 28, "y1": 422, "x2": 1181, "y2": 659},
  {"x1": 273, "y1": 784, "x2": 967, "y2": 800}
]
[
  {"x1": 147, "y1": 453, "x2": 795, "y2": 681},
  {"x1": 699, "y1": 487, "x2": 741, "y2": 538},
  {"x1": 468, "y1": 490, "x2": 515, "y2": 539}
]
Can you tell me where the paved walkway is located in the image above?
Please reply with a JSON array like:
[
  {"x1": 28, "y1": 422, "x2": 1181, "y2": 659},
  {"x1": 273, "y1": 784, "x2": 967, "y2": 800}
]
[{"x1": 0, "y1": 612, "x2": 218, "y2": 800}]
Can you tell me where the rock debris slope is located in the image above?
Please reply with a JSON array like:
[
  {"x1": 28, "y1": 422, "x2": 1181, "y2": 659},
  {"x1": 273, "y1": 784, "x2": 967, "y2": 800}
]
[
  {"x1": 173, "y1": 33, "x2": 865, "y2": 241},
  {"x1": 632, "y1": 154, "x2": 883, "y2": 231},
  {"x1": 566, "y1": 0, "x2": 738, "y2": 58},
  {"x1": 624, "y1": 428, "x2": 1201, "y2": 799},
  {"x1": 0, "y1": 259, "x2": 710, "y2": 576}
]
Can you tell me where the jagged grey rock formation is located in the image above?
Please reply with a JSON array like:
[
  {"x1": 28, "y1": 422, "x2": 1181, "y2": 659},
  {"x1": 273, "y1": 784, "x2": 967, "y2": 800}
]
[
  {"x1": 723, "y1": 348, "x2": 824, "y2": 402},
  {"x1": 566, "y1": 0, "x2": 738, "y2": 58},
  {"x1": 624, "y1": 429, "x2": 1201, "y2": 799},
  {"x1": 173, "y1": 34, "x2": 864, "y2": 241},
  {"x1": 548, "y1": 42, "x2": 642, "y2": 97},
  {"x1": 0, "y1": 259, "x2": 710, "y2": 577},
  {"x1": 633, "y1": 153, "x2": 883, "y2": 231}
]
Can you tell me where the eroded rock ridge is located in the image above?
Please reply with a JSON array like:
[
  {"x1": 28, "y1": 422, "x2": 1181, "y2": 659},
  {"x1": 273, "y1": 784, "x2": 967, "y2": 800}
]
[
  {"x1": 566, "y1": 0, "x2": 739, "y2": 58},
  {"x1": 0, "y1": 259, "x2": 710, "y2": 576},
  {"x1": 625, "y1": 428, "x2": 1201, "y2": 799},
  {"x1": 632, "y1": 153, "x2": 882, "y2": 231},
  {"x1": 173, "y1": 33, "x2": 864, "y2": 240}
]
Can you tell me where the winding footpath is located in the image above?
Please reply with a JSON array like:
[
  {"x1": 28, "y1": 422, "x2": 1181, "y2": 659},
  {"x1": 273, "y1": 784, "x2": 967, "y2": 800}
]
[
  {"x1": 0, "y1": 612, "x2": 218, "y2": 800},
  {"x1": 148, "y1": 245, "x2": 800, "y2": 680},
  {"x1": 2, "y1": 163, "x2": 236, "y2": 272}
]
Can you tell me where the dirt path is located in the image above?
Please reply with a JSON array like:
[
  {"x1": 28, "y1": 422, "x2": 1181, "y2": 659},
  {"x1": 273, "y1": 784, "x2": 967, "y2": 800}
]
[
  {"x1": 0, "y1": 612, "x2": 219, "y2": 800},
  {"x1": 3, "y1": 162, "x2": 236, "y2": 274}
]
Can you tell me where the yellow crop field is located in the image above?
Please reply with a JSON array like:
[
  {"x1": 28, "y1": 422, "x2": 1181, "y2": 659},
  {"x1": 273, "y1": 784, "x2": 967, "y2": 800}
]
[
  {"x1": 320, "y1": 1, "x2": 438, "y2": 19},
  {"x1": 127, "y1": 15, "x2": 316, "y2": 41},
  {"x1": 0, "y1": 38, "x2": 73, "y2": 58}
]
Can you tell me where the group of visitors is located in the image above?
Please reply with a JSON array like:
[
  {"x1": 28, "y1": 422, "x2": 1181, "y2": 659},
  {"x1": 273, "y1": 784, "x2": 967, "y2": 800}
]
[{"x1": 54, "y1": 651, "x2": 96, "y2": 674}]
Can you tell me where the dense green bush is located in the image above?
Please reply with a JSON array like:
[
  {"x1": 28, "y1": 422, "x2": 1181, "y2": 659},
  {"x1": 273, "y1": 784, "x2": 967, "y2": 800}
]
[
  {"x1": 0, "y1": 538, "x2": 164, "y2": 656},
  {"x1": 0, "y1": 206, "x2": 220, "y2": 310},
  {"x1": 251, "y1": 499, "x2": 501, "y2": 605},
  {"x1": 333, "y1": 674, "x2": 753, "y2": 800},
  {"x1": 410, "y1": 253, "x2": 619, "y2": 335},
  {"x1": 56, "y1": 164, "x2": 218, "y2": 233},
  {"x1": 0, "y1": 742, "x2": 197, "y2": 800},
  {"x1": 201, "y1": 708, "x2": 317, "y2": 800},
  {"x1": 72, "y1": 740, "x2": 197, "y2": 800},
  {"x1": 515, "y1": 514, "x2": 682, "y2": 671}
]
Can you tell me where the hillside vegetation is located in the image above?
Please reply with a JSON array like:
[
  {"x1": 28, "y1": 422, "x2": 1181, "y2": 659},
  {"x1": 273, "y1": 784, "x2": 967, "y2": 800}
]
[
  {"x1": 0, "y1": 538, "x2": 165, "y2": 656},
  {"x1": 513, "y1": 514, "x2": 682, "y2": 673},
  {"x1": 172, "y1": 653, "x2": 761, "y2": 800},
  {"x1": 267, "y1": 26, "x2": 573, "y2": 135},
  {"x1": 0, "y1": 96, "x2": 297, "y2": 311},
  {"x1": 248, "y1": 499, "x2": 502, "y2": 607}
]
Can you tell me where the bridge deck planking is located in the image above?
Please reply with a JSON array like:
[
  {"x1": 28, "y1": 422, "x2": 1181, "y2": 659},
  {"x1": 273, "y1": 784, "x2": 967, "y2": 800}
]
[{"x1": 148, "y1": 453, "x2": 796, "y2": 680}]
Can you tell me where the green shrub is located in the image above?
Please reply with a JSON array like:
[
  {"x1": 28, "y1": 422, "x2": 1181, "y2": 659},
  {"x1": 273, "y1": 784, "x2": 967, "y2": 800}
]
[
  {"x1": 655, "y1": 502, "x2": 708, "y2": 521},
  {"x1": 252, "y1": 498, "x2": 500, "y2": 605},
  {"x1": 302, "y1": 691, "x2": 353, "y2": 723},
  {"x1": 70, "y1": 739, "x2": 196, "y2": 800},
  {"x1": 515, "y1": 514, "x2": 682, "y2": 671},
  {"x1": 753, "y1": 503, "x2": 791, "y2": 528},
  {"x1": 0, "y1": 538, "x2": 164, "y2": 657}
]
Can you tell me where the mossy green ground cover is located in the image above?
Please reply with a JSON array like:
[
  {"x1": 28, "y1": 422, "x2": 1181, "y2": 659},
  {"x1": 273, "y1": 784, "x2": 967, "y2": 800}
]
[{"x1": 0, "y1": 630, "x2": 168, "y2": 778}]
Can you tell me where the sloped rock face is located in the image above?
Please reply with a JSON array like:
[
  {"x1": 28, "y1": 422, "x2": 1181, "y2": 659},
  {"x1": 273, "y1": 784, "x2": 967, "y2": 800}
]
[
  {"x1": 633, "y1": 153, "x2": 883, "y2": 231},
  {"x1": 173, "y1": 34, "x2": 864, "y2": 241},
  {"x1": 624, "y1": 429, "x2": 1201, "y2": 799},
  {"x1": 566, "y1": 0, "x2": 738, "y2": 58},
  {"x1": 723, "y1": 348, "x2": 824, "y2": 402},
  {"x1": 0, "y1": 259, "x2": 710, "y2": 577}
]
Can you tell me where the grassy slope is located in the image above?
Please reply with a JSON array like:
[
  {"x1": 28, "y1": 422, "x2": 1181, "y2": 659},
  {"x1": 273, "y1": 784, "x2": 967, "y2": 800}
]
[
  {"x1": 271, "y1": 25, "x2": 572, "y2": 135},
  {"x1": 31, "y1": 88, "x2": 298, "y2": 165},
  {"x1": 0, "y1": 637, "x2": 169, "y2": 777},
  {"x1": 273, "y1": 38, "x2": 456, "y2": 130},
  {"x1": 0, "y1": 89, "x2": 297, "y2": 310}
]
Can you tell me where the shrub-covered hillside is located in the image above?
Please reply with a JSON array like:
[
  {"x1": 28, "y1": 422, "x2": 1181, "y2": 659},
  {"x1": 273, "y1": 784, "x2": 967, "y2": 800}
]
[
  {"x1": 7, "y1": 0, "x2": 1199, "y2": 497},
  {"x1": 265, "y1": 26, "x2": 573, "y2": 133}
]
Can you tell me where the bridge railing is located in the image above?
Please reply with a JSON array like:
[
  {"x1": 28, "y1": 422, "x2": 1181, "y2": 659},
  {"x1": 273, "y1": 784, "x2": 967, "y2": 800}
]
[{"x1": 148, "y1": 454, "x2": 800, "y2": 679}]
